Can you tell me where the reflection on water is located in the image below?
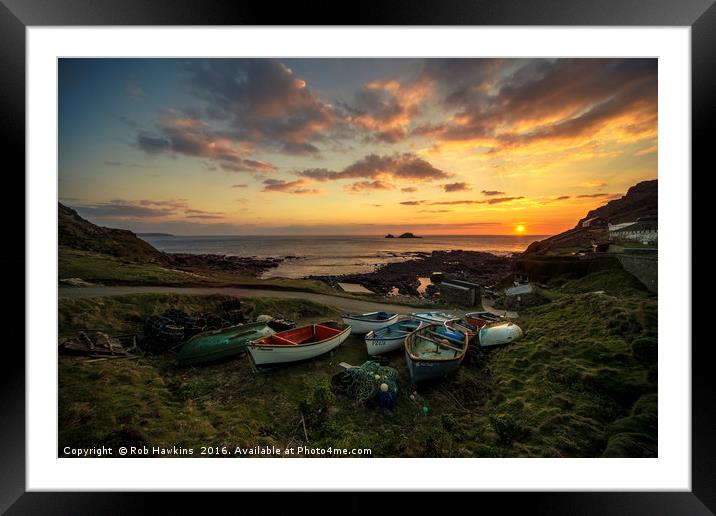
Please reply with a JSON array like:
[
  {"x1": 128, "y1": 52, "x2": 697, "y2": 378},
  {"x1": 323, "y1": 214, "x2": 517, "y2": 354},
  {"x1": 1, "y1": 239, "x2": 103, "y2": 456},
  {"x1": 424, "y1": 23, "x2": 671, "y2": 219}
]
[{"x1": 417, "y1": 277, "x2": 431, "y2": 294}]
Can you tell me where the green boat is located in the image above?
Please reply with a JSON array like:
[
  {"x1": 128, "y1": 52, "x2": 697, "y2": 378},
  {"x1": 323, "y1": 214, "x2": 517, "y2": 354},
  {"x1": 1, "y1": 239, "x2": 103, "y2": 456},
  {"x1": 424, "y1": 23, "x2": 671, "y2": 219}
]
[{"x1": 176, "y1": 322, "x2": 275, "y2": 367}]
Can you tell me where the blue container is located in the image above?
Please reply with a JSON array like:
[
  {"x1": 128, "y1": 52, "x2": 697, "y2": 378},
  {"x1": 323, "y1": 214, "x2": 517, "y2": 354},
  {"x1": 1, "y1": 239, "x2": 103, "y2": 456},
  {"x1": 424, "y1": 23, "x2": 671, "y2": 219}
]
[{"x1": 377, "y1": 380, "x2": 398, "y2": 409}]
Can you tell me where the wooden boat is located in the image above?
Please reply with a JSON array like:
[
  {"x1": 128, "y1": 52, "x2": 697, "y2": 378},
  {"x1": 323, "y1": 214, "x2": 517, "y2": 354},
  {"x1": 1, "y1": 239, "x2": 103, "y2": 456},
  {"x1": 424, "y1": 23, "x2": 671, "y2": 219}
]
[
  {"x1": 247, "y1": 321, "x2": 351, "y2": 366},
  {"x1": 404, "y1": 323, "x2": 468, "y2": 383},
  {"x1": 464, "y1": 311, "x2": 505, "y2": 328},
  {"x1": 176, "y1": 322, "x2": 275, "y2": 367},
  {"x1": 365, "y1": 318, "x2": 423, "y2": 356},
  {"x1": 410, "y1": 311, "x2": 458, "y2": 324},
  {"x1": 341, "y1": 311, "x2": 400, "y2": 334},
  {"x1": 445, "y1": 318, "x2": 479, "y2": 343}
]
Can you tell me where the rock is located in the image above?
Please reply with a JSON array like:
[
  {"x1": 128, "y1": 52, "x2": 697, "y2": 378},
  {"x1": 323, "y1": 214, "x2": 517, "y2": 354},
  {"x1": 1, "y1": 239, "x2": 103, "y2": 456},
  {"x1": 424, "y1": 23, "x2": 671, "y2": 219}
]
[
  {"x1": 59, "y1": 277, "x2": 96, "y2": 287},
  {"x1": 309, "y1": 250, "x2": 514, "y2": 297}
]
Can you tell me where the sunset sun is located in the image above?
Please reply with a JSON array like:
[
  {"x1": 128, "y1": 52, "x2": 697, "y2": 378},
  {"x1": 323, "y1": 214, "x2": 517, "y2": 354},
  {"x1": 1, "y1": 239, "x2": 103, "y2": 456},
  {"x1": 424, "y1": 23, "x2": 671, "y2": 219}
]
[{"x1": 515, "y1": 224, "x2": 526, "y2": 234}]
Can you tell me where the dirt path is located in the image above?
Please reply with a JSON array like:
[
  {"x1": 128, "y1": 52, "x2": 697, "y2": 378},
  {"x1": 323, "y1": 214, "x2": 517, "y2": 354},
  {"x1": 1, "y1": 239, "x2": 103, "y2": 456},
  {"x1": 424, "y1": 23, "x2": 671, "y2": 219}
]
[{"x1": 58, "y1": 285, "x2": 423, "y2": 315}]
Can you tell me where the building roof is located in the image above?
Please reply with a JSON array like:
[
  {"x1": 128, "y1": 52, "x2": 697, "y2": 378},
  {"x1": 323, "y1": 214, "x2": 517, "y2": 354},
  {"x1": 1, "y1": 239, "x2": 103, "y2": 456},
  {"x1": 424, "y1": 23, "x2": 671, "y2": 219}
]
[{"x1": 611, "y1": 220, "x2": 657, "y2": 233}]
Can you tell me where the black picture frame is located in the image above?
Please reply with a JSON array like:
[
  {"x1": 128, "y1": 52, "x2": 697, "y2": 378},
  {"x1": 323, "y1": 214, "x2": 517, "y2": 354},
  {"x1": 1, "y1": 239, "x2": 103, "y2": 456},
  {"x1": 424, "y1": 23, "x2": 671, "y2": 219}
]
[{"x1": 3, "y1": 0, "x2": 712, "y2": 513}]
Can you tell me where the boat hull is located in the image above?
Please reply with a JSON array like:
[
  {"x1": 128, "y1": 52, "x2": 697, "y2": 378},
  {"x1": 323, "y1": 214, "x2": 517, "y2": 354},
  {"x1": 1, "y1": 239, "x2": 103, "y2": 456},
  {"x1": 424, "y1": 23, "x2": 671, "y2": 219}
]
[
  {"x1": 405, "y1": 350, "x2": 463, "y2": 383},
  {"x1": 247, "y1": 323, "x2": 351, "y2": 365},
  {"x1": 342, "y1": 313, "x2": 400, "y2": 334},
  {"x1": 176, "y1": 322, "x2": 275, "y2": 367},
  {"x1": 365, "y1": 319, "x2": 422, "y2": 355},
  {"x1": 478, "y1": 321, "x2": 524, "y2": 348},
  {"x1": 366, "y1": 334, "x2": 406, "y2": 355}
]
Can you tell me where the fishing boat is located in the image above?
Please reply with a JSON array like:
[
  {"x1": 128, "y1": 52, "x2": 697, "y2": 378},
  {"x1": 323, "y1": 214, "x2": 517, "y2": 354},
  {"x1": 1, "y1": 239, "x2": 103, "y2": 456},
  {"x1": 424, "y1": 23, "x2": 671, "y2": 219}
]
[
  {"x1": 176, "y1": 322, "x2": 275, "y2": 367},
  {"x1": 404, "y1": 323, "x2": 468, "y2": 383},
  {"x1": 247, "y1": 321, "x2": 351, "y2": 366},
  {"x1": 365, "y1": 318, "x2": 423, "y2": 356},
  {"x1": 464, "y1": 311, "x2": 505, "y2": 328},
  {"x1": 477, "y1": 321, "x2": 524, "y2": 348},
  {"x1": 445, "y1": 318, "x2": 479, "y2": 343},
  {"x1": 447, "y1": 318, "x2": 523, "y2": 348},
  {"x1": 410, "y1": 311, "x2": 458, "y2": 324},
  {"x1": 341, "y1": 311, "x2": 400, "y2": 334}
]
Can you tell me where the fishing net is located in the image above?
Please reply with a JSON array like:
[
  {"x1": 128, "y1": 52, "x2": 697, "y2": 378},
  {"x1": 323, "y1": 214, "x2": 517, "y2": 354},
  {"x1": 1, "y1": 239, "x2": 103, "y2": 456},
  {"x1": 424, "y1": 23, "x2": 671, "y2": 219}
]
[{"x1": 331, "y1": 361, "x2": 400, "y2": 404}]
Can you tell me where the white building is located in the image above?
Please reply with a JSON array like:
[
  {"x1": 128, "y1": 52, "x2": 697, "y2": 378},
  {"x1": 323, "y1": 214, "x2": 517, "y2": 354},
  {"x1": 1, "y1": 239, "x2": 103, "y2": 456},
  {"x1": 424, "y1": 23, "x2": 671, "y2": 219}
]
[{"x1": 609, "y1": 220, "x2": 657, "y2": 245}]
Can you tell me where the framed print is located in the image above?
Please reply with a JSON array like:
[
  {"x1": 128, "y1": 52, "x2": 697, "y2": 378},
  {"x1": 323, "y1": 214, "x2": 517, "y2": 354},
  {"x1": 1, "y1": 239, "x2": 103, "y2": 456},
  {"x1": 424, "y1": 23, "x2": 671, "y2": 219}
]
[{"x1": 3, "y1": 0, "x2": 713, "y2": 513}]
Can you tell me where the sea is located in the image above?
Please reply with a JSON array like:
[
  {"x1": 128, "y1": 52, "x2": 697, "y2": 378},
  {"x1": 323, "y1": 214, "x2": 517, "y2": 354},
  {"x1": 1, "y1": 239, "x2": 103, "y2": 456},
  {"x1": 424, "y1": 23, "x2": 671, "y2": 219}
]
[{"x1": 139, "y1": 234, "x2": 545, "y2": 279}]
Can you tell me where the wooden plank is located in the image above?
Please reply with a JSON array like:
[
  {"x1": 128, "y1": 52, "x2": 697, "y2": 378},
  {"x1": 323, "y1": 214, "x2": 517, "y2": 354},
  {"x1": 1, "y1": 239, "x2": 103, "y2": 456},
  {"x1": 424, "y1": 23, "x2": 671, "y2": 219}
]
[
  {"x1": 426, "y1": 329, "x2": 465, "y2": 346},
  {"x1": 420, "y1": 332, "x2": 464, "y2": 352}
]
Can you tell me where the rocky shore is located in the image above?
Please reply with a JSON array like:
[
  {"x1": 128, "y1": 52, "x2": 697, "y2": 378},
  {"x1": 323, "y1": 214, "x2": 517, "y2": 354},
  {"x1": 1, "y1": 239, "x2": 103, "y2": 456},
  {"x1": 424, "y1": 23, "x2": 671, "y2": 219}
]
[
  {"x1": 309, "y1": 250, "x2": 515, "y2": 296},
  {"x1": 168, "y1": 253, "x2": 284, "y2": 277}
]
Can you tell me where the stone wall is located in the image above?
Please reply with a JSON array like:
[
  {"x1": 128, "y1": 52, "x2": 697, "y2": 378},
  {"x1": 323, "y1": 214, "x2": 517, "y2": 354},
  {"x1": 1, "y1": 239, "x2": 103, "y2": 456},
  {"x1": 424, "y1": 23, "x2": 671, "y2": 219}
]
[
  {"x1": 439, "y1": 282, "x2": 477, "y2": 306},
  {"x1": 616, "y1": 252, "x2": 658, "y2": 293}
]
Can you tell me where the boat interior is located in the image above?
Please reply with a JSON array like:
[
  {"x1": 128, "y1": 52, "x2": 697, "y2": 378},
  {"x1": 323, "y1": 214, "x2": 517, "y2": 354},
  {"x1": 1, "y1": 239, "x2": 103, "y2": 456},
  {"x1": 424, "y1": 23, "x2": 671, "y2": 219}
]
[
  {"x1": 409, "y1": 327, "x2": 466, "y2": 360},
  {"x1": 375, "y1": 320, "x2": 421, "y2": 337},
  {"x1": 256, "y1": 323, "x2": 341, "y2": 346},
  {"x1": 350, "y1": 311, "x2": 395, "y2": 321}
]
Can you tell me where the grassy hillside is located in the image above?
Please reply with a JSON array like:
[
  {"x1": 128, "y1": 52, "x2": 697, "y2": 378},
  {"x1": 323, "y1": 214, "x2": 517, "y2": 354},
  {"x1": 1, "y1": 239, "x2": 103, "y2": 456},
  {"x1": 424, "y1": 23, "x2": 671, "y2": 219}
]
[
  {"x1": 58, "y1": 277, "x2": 657, "y2": 457},
  {"x1": 59, "y1": 203, "x2": 168, "y2": 264},
  {"x1": 59, "y1": 247, "x2": 336, "y2": 294}
]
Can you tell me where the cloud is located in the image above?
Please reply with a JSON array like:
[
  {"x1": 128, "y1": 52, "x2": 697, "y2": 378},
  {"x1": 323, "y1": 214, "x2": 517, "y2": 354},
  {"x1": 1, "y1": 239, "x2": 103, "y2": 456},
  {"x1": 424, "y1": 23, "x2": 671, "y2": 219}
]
[
  {"x1": 482, "y1": 190, "x2": 506, "y2": 196},
  {"x1": 137, "y1": 132, "x2": 171, "y2": 154},
  {"x1": 339, "y1": 77, "x2": 433, "y2": 143},
  {"x1": 400, "y1": 196, "x2": 524, "y2": 206},
  {"x1": 125, "y1": 82, "x2": 146, "y2": 99},
  {"x1": 346, "y1": 180, "x2": 393, "y2": 193},
  {"x1": 69, "y1": 198, "x2": 223, "y2": 221},
  {"x1": 182, "y1": 59, "x2": 335, "y2": 155},
  {"x1": 580, "y1": 181, "x2": 608, "y2": 188},
  {"x1": 414, "y1": 58, "x2": 657, "y2": 155},
  {"x1": 104, "y1": 160, "x2": 143, "y2": 168},
  {"x1": 185, "y1": 214, "x2": 225, "y2": 220},
  {"x1": 577, "y1": 193, "x2": 610, "y2": 198},
  {"x1": 429, "y1": 200, "x2": 482, "y2": 206},
  {"x1": 137, "y1": 111, "x2": 277, "y2": 173},
  {"x1": 262, "y1": 178, "x2": 323, "y2": 195},
  {"x1": 556, "y1": 195, "x2": 571, "y2": 200},
  {"x1": 443, "y1": 182, "x2": 471, "y2": 192},
  {"x1": 299, "y1": 153, "x2": 451, "y2": 183},
  {"x1": 401, "y1": 187, "x2": 418, "y2": 193},
  {"x1": 232, "y1": 184, "x2": 248, "y2": 188},
  {"x1": 484, "y1": 196, "x2": 524, "y2": 204}
]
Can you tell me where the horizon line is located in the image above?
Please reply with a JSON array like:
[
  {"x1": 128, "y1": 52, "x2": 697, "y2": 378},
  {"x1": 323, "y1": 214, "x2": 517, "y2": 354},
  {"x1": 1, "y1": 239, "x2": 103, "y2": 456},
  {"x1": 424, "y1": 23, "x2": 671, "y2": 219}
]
[{"x1": 135, "y1": 233, "x2": 552, "y2": 238}]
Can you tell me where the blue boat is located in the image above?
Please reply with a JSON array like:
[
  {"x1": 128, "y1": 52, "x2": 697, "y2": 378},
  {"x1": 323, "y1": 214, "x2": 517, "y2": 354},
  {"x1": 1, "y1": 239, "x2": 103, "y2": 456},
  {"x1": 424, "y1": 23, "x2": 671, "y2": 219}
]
[
  {"x1": 365, "y1": 318, "x2": 423, "y2": 356},
  {"x1": 410, "y1": 311, "x2": 458, "y2": 324},
  {"x1": 404, "y1": 323, "x2": 468, "y2": 383},
  {"x1": 341, "y1": 311, "x2": 399, "y2": 334}
]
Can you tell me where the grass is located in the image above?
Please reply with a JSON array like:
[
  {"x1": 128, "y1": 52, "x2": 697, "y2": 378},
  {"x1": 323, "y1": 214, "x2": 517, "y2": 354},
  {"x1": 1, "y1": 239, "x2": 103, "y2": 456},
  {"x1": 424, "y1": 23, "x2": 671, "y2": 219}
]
[
  {"x1": 59, "y1": 248, "x2": 195, "y2": 285},
  {"x1": 554, "y1": 268, "x2": 651, "y2": 298},
  {"x1": 58, "y1": 272, "x2": 657, "y2": 458},
  {"x1": 58, "y1": 247, "x2": 336, "y2": 295}
]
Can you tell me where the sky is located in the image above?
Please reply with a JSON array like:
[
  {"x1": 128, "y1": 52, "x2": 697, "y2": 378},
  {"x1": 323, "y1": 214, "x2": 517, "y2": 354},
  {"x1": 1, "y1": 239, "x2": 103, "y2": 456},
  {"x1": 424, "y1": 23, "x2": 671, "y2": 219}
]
[{"x1": 58, "y1": 58, "x2": 657, "y2": 236}]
